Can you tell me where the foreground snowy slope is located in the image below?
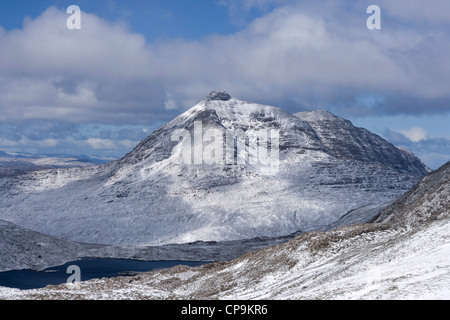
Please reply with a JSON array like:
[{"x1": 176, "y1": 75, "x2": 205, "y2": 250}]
[
  {"x1": 2, "y1": 161, "x2": 446, "y2": 300},
  {"x1": 0, "y1": 91, "x2": 428, "y2": 245}
]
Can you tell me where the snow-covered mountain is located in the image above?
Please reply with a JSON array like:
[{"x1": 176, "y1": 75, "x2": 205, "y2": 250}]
[
  {"x1": 2, "y1": 161, "x2": 447, "y2": 300},
  {"x1": 0, "y1": 91, "x2": 428, "y2": 246}
]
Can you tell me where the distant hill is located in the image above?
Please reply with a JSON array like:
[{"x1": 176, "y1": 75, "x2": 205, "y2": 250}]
[{"x1": 0, "y1": 151, "x2": 113, "y2": 177}]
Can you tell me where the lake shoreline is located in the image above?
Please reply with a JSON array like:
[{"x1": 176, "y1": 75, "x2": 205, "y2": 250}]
[{"x1": 0, "y1": 258, "x2": 210, "y2": 290}]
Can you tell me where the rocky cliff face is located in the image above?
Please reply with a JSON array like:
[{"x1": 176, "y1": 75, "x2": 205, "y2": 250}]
[{"x1": 295, "y1": 110, "x2": 429, "y2": 175}]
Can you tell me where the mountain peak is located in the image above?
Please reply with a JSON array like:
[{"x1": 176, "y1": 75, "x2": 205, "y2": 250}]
[{"x1": 205, "y1": 90, "x2": 232, "y2": 101}]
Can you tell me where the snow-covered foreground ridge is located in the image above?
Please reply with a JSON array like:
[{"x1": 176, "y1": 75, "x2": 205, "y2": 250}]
[
  {"x1": 1, "y1": 161, "x2": 448, "y2": 300},
  {"x1": 0, "y1": 91, "x2": 428, "y2": 245}
]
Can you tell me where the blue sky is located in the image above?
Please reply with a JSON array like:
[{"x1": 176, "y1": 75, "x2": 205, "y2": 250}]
[
  {"x1": 0, "y1": 0, "x2": 243, "y2": 40},
  {"x1": 0, "y1": 0, "x2": 449, "y2": 169}
]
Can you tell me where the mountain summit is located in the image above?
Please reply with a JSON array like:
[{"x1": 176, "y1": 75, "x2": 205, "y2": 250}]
[
  {"x1": 205, "y1": 90, "x2": 232, "y2": 101},
  {"x1": 0, "y1": 92, "x2": 429, "y2": 245}
]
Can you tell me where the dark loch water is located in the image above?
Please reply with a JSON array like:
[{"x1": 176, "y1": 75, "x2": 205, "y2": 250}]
[{"x1": 0, "y1": 258, "x2": 207, "y2": 290}]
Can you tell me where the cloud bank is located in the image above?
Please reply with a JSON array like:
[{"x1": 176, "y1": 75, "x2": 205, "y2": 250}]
[
  {"x1": 0, "y1": 1, "x2": 448, "y2": 160},
  {"x1": 1, "y1": 3, "x2": 449, "y2": 124}
]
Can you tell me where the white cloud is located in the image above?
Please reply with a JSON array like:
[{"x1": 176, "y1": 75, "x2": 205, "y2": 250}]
[
  {"x1": 164, "y1": 92, "x2": 178, "y2": 110},
  {"x1": 399, "y1": 127, "x2": 427, "y2": 142},
  {"x1": 0, "y1": 136, "x2": 58, "y2": 149},
  {"x1": 34, "y1": 138, "x2": 59, "y2": 148},
  {"x1": 0, "y1": 138, "x2": 18, "y2": 147},
  {"x1": 0, "y1": 7, "x2": 159, "y2": 124},
  {"x1": 86, "y1": 138, "x2": 116, "y2": 150},
  {"x1": 0, "y1": 2, "x2": 449, "y2": 128},
  {"x1": 117, "y1": 139, "x2": 138, "y2": 149}
]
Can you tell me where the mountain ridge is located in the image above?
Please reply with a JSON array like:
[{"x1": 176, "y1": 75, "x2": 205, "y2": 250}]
[{"x1": 295, "y1": 110, "x2": 429, "y2": 175}]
